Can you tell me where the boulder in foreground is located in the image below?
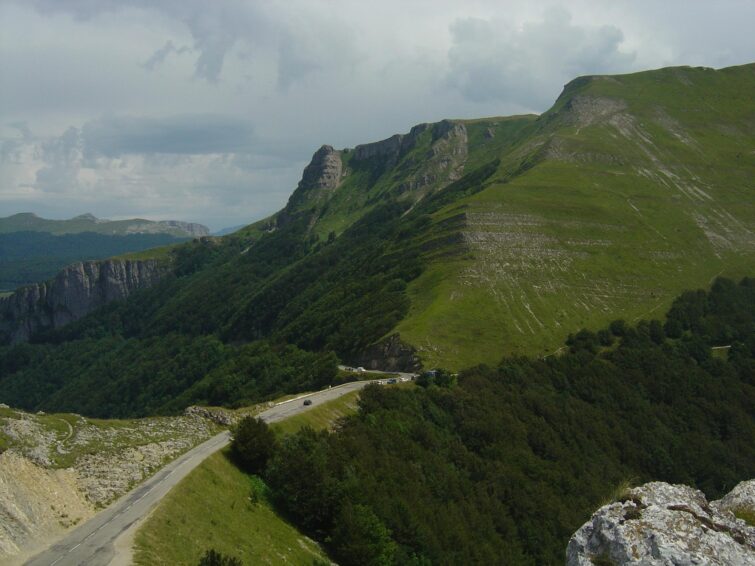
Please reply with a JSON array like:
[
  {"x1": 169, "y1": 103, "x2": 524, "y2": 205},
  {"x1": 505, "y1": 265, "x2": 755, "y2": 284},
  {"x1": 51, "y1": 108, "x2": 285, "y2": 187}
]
[{"x1": 566, "y1": 480, "x2": 755, "y2": 565}]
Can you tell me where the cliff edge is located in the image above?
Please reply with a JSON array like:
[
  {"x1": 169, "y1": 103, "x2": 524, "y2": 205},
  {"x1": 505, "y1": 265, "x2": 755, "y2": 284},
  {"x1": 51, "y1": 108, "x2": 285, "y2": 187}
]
[{"x1": 0, "y1": 258, "x2": 170, "y2": 343}]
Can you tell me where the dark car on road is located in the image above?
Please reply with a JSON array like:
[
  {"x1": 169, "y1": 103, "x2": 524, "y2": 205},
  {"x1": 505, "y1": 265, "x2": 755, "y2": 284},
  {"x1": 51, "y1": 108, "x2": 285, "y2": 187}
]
[{"x1": 303, "y1": 399, "x2": 312, "y2": 406}]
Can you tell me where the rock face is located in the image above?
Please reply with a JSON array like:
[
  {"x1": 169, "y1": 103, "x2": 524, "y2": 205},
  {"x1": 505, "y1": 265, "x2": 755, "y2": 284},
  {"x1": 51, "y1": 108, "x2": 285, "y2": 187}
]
[
  {"x1": 352, "y1": 333, "x2": 422, "y2": 372},
  {"x1": 298, "y1": 145, "x2": 344, "y2": 195},
  {"x1": 277, "y1": 119, "x2": 469, "y2": 231},
  {"x1": 566, "y1": 481, "x2": 755, "y2": 565},
  {"x1": 0, "y1": 258, "x2": 170, "y2": 343},
  {"x1": 277, "y1": 145, "x2": 344, "y2": 227},
  {"x1": 0, "y1": 451, "x2": 93, "y2": 562}
]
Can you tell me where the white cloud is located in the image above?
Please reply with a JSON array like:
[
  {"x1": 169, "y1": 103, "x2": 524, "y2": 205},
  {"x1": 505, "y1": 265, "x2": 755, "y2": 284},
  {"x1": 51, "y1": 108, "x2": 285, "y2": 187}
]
[{"x1": 447, "y1": 7, "x2": 637, "y2": 107}]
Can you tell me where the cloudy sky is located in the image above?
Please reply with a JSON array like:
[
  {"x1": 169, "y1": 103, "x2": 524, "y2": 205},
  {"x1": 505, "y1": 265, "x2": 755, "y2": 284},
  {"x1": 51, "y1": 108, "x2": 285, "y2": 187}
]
[{"x1": 1, "y1": 1, "x2": 753, "y2": 231}]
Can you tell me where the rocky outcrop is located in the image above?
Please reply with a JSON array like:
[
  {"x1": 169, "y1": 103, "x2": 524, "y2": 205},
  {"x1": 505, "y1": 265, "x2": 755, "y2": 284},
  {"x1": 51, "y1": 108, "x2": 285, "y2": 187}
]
[
  {"x1": 0, "y1": 258, "x2": 170, "y2": 343},
  {"x1": 566, "y1": 481, "x2": 755, "y2": 565},
  {"x1": 353, "y1": 334, "x2": 422, "y2": 372},
  {"x1": 184, "y1": 406, "x2": 238, "y2": 427},
  {"x1": 714, "y1": 479, "x2": 755, "y2": 518},
  {"x1": 298, "y1": 145, "x2": 344, "y2": 194},
  {"x1": 151, "y1": 220, "x2": 209, "y2": 237},
  {"x1": 277, "y1": 119, "x2": 469, "y2": 229},
  {"x1": 278, "y1": 145, "x2": 344, "y2": 227}
]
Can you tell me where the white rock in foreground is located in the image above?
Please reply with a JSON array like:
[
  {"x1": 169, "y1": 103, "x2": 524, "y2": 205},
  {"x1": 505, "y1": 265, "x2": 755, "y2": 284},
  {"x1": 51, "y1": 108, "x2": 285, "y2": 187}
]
[{"x1": 566, "y1": 480, "x2": 755, "y2": 565}]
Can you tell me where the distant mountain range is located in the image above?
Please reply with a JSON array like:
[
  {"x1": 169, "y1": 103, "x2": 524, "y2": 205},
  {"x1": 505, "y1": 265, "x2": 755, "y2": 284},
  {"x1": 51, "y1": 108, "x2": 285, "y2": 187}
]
[{"x1": 0, "y1": 213, "x2": 209, "y2": 238}]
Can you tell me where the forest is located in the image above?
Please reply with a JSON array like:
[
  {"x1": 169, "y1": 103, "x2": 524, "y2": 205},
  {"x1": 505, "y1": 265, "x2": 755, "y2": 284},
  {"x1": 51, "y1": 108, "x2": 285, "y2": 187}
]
[{"x1": 235, "y1": 277, "x2": 755, "y2": 565}]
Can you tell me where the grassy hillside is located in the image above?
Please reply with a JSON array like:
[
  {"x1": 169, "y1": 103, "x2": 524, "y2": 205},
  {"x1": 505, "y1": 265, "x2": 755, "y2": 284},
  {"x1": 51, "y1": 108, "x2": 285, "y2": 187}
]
[
  {"x1": 270, "y1": 389, "x2": 362, "y2": 436},
  {"x1": 396, "y1": 64, "x2": 755, "y2": 367},
  {"x1": 132, "y1": 449, "x2": 329, "y2": 566}
]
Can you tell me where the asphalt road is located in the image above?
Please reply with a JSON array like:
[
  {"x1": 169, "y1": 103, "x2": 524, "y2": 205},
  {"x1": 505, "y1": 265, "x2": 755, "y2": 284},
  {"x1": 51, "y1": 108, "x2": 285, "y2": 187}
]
[{"x1": 24, "y1": 377, "x2": 409, "y2": 566}]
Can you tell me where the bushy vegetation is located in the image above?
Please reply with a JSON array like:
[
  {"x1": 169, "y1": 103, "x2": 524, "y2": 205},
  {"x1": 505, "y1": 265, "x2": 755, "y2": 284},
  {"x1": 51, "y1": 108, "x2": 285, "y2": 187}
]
[
  {"x1": 259, "y1": 278, "x2": 755, "y2": 565},
  {"x1": 231, "y1": 417, "x2": 277, "y2": 474},
  {"x1": 0, "y1": 230, "x2": 186, "y2": 289}
]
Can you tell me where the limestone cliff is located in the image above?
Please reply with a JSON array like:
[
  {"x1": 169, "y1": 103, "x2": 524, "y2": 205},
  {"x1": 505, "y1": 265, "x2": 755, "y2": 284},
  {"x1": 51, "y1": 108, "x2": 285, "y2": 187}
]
[
  {"x1": 276, "y1": 119, "x2": 469, "y2": 231},
  {"x1": 567, "y1": 480, "x2": 755, "y2": 565},
  {"x1": 0, "y1": 258, "x2": 170, "y2": 343}
]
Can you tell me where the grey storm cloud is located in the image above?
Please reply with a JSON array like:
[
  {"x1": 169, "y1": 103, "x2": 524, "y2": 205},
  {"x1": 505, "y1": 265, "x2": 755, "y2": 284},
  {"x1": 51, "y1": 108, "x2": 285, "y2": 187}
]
[
  {"x1": 447, "y1": 7, "x2": 636, "y2": 108},
  {"x1": 81, "y1": 115, "x2": 256, "y2": 157}
]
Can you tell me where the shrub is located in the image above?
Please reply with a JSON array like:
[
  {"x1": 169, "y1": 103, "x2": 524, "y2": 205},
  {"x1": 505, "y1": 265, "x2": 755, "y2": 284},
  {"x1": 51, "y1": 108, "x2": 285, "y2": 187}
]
[
  {"x1": 231, "y1": 417, "x2": 277, "y2": 474},
  {"x1": 198, "y1": 548, "x2": 243, "y2": 566}
]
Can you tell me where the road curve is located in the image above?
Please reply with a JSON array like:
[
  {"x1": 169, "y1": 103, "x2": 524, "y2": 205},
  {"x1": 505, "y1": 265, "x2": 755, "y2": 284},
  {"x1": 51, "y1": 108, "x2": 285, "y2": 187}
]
[{"x1": 24, "y1": 378, "x2": 400, "y2": 566}]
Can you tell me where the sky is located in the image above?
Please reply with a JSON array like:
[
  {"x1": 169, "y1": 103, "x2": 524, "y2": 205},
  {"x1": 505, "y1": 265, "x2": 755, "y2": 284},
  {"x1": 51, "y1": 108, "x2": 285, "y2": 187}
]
[{"x1": 1, "y1": 1, "x2": 753, "y2": 231}]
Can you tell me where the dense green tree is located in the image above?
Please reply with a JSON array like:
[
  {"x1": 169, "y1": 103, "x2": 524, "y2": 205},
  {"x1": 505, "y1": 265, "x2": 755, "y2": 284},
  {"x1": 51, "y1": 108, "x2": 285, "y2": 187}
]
[
  {"x1": 231, "y1": 417, "x2": 276, "y2": 474},
  {"x1": 330, "y1": 503, "x2": 397, "y2": 566}
]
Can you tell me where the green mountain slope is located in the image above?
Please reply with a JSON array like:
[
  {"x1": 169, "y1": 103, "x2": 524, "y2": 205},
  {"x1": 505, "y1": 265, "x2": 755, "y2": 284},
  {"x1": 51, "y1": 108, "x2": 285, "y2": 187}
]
[
  {"x1": 244, "y1": 63, "x2": 755, "y2": 368},
  {"x1": 395, "y1": 64, "x2": 755, "y2": 366},
  {"x1": 0, "y1": 63, "x2": 753, "y2": 416}
]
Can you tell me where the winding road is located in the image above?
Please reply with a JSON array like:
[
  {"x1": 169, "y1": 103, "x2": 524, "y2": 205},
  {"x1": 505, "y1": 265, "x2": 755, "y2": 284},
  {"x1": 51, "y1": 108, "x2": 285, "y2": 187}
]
[{"x1": 24, "y1": 376, "x2": 412, "y2": 566}]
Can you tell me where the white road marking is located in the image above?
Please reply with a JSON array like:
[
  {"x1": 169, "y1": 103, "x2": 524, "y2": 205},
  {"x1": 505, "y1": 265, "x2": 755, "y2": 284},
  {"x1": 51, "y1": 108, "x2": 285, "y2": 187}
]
[
  {"x1": 69, "y1": 543, "x2": 81, "y2": 552},
  {"x1": 50, "y1": 558, "x2": 62, "y2": 566}
]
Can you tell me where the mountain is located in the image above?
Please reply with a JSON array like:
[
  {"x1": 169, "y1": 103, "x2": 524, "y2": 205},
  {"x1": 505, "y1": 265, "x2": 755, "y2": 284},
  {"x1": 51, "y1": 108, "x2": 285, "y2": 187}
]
[
  {"x1": 0, "y1": 63, "x2": 753, "y2": 417},
  {"x1": 0, "y1": 213, "x2": 209, "y2": 238},
  {"x1": 238, "y1": 62, "x2": 755, "y2": 368}
]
